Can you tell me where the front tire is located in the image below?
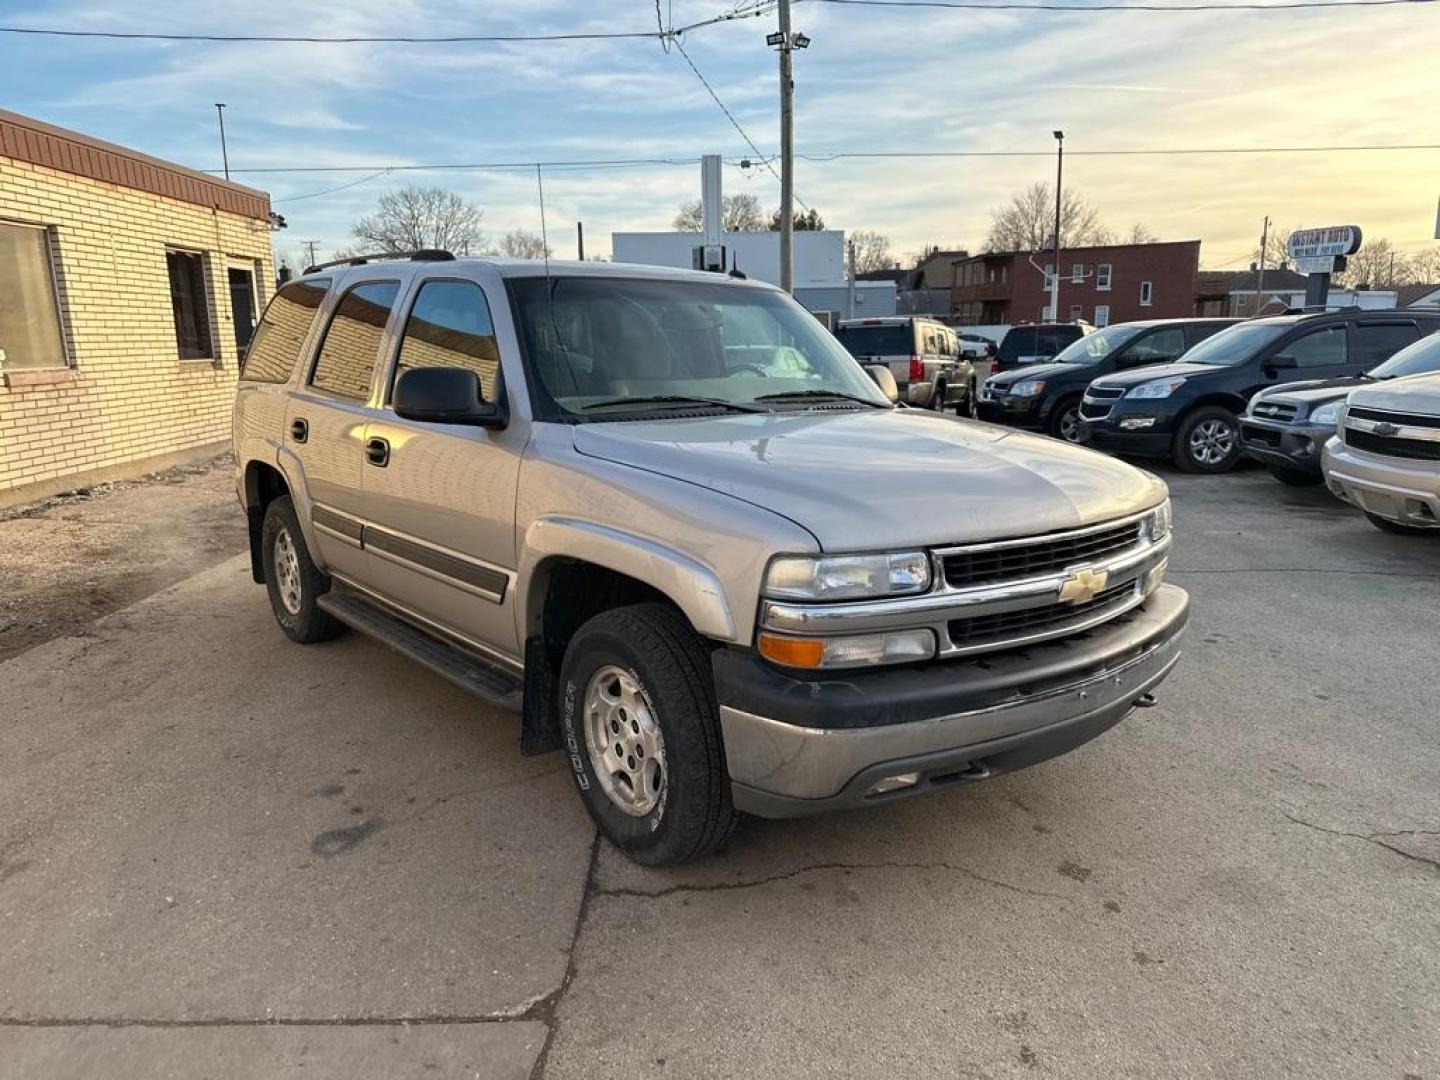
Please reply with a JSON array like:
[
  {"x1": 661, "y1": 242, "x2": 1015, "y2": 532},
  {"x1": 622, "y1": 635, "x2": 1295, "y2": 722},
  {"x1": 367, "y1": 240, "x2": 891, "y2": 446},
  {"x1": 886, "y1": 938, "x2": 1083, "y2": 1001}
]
[
  {"x1": 1048, "y1": 397, "x2": 1082, "y2": 443},
  {"x1": 961, "y1": 380, "x2": 979, "y2": 419},
  {"x1": 1174, "y1": 406, "x2": 1242, "y2": 473},
  {"x1": 928, "y1": 382, "x2": 947, "y2": 412},
  {"x1": 1365, "y1": 512, "x2": 1438, "y2": 537},
  {"x1": 1266, "y1": 464, "x2": 1323, "y2": 486},
  {"x1": 261, "y1": 495, "x2": 345, "y2": 644},
  {"x1": 559, "y1": 603, "x2": 739, "y2": 865}
]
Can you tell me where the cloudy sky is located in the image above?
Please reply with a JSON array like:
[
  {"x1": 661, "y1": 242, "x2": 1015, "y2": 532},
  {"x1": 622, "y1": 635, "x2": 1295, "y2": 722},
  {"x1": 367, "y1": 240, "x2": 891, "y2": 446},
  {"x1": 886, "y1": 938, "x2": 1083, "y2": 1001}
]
[{"x1": 2, "y1": 0, "x2": 1437, "y2": 269}]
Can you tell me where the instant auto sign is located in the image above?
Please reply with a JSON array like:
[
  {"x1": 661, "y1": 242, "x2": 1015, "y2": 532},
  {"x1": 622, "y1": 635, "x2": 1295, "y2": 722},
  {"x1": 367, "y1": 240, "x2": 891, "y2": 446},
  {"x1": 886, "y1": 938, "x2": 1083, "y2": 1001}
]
[{"x1": 1286, "y1": 226, "x2": 1363, "y2": 274}]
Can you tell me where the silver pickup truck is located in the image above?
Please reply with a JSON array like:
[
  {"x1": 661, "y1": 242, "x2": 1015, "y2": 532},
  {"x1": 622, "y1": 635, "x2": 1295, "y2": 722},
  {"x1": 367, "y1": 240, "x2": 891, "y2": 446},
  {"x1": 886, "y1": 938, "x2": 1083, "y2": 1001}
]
[{"x1": 233, "y1": 252, "x2": 1188, "y2": 864}]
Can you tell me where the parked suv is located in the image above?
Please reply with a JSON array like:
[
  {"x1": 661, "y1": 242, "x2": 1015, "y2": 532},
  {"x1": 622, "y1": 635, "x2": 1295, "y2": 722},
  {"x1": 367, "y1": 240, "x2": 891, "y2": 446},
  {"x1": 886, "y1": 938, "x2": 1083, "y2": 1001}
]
[
  {"x1": 994, "y1": 322, "x2": 1092, "y2": 371},
  {"x1": 835, "y1": 316, "x2": 977, "y2": 413},
  {"x1": 1323, "y1": 370, "x2": 1440, "y2": 534},
  {"x1": 1079, "y1": 310, "x2": 1440, "y2": 472},
  {"x1": 979, "y1": 318, "x2": 1236, "y2": 442},
  {"x1": 233, "y1": 253, "x2": 1188, "y2": 864},
  {"x1": 1243, "y1": 331, "x2": 1440, "y2": 485}
]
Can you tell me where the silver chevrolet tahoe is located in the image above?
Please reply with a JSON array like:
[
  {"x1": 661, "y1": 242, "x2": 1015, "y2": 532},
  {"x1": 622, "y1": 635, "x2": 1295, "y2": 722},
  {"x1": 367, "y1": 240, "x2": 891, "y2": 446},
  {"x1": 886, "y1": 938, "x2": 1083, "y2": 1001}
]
[{"x1": 232, "y1": 252, "x2": 1189, "y2": 864}]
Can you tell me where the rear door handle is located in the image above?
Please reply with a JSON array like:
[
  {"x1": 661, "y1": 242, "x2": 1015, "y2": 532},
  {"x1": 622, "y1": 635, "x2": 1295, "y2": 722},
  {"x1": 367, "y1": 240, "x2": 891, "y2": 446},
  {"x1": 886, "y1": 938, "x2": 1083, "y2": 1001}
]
[
  {"x1": 290, "y1": 418, "x2": 308, "y2": 443},
  {"x1": 365, "y1": 436, "x2": 390, "y2": 468}
]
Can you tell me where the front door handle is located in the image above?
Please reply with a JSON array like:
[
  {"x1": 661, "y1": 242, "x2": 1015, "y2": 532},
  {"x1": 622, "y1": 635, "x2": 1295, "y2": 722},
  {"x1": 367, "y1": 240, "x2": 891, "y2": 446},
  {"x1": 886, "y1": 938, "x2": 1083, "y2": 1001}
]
[
  {"x1": 365, "y1": 436, "x2": 390, "y2": 468},
  {"x1": 290, "y1": 418, "x2": 308, "y2": 443}
]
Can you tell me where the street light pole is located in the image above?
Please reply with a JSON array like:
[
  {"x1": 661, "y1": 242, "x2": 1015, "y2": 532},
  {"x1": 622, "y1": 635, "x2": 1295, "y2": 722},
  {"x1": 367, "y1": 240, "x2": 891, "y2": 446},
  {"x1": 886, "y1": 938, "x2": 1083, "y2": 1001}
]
[
  {"x1": 778, "y1": 0, "x2": 795, "y2": 294},
  {"x1": 1052, "y1": 129, "x2": 1064, "y2": 322},
  {"x1": 215, "y1": 103, "x2": 230, "y2": 181}
]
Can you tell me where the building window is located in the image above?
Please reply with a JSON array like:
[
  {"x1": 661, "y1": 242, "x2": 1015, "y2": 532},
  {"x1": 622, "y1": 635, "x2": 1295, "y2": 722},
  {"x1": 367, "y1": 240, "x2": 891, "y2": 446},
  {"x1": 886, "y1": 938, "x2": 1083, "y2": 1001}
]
[
  {"x1": 1043, "y1": 263, "x2": 1055, "y2": 290},
  {"x1": 1071, "y1": 264, "x2": 1084, "y2": 283},
  {"x1": 1096, "y1": 263, "x2": 1112, "y2": 291},
  {"x1": 166, "y1": 249, "x2": 213, "y2": 359},
  {"x1": 1069, "y1": 304, "x2": 1083, "y2": 321},
  {"x1": 0, "y1": 221, "x2": 68, "y2": 371},
  {"x1": 1041, "y1": 306, "x2": 1054, "y2": 322},
  {"x1": 1140, "y1": 280, "x2": 1154, "y2": 306},
  {"x1": 1095, "y1": 304, "x2": 1110, "y2": 327}
]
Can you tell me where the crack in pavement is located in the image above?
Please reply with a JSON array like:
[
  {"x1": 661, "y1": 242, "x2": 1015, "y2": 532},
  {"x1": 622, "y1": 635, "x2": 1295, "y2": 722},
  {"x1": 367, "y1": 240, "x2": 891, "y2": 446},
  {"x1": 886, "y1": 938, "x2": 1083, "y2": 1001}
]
[
  {"x1": 0, "y1": 1014, "x2": 535, "y2": 1029},
  {"x1": 1281, "y1": 810, "x2": 1440, "y2": 872},
  {"x1": 595, "y1": 859, "x2": 1070, "y2": 902},
  {"x1": 525, "y1": 831, "x2": 601, "y2": 1080}
]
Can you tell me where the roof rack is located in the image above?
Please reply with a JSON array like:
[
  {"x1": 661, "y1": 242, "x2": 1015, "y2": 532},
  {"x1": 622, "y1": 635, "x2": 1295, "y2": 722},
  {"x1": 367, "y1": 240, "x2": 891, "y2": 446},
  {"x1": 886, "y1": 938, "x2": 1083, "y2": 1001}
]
[{"x1": 302, "y1": 249, "x2": 455, "y2": 274}]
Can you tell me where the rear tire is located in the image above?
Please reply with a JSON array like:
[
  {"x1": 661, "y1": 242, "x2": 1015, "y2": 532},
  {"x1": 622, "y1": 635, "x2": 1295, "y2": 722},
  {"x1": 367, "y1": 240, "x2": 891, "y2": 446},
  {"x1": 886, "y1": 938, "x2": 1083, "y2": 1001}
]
[
  {"x1": 559, "y1": 603, "x2": 739, "y2": 865},
  {"x1": 261, "y1": 495, "x2": 346, "y2": 644},
  {"x1": 1266, "y1": 464, "x2": 1323, "y2": 486},
  {"x1": 1173, "y1": 406, "x2": 1242, "y2": 473},
  {"x1": 961, "y1": 380, "x2": 979, "y2": 419},
  {"x1": 1365, "y1": 512, "x2": 1438, "y2": 536},
  {"x1": 928, "y1": 382, "x2": 947, "y2": 412}
]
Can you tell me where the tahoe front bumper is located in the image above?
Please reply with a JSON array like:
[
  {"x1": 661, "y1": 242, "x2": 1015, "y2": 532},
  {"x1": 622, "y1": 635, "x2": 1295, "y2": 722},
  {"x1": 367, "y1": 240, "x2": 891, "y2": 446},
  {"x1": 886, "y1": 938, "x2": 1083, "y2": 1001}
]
[
  {"x1": 714, "y1": 583, "x2": 1188, "y2": 816},
  {"x1": 1323, "y1": 438, "x2": 1440, "y2": 528}
]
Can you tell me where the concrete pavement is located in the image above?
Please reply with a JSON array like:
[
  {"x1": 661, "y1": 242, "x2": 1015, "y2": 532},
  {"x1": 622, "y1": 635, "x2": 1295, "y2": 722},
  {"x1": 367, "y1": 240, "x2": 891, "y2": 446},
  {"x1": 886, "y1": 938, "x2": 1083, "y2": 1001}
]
[{"x1": 1, "y1": 468, "x2": 1437, "y2": 1078}]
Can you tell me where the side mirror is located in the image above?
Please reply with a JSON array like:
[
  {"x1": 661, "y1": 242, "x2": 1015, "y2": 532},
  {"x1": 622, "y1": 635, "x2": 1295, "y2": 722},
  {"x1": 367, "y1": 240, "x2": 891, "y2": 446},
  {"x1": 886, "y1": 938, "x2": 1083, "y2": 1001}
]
[
  {"x1": 865, "y1": 364, "x2": 899, "y2": 404},
  {"x1": 394, "y1": 367, "x2": 506, "y2": 429},
  {"x1": 1267, "y1": 354, "x2": 1298, "y2": 371}
]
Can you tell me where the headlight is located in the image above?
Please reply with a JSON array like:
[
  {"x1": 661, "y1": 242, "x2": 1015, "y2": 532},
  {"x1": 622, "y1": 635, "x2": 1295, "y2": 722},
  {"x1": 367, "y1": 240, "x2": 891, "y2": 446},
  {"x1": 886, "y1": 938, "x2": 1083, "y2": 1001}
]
[
  {"x1": 1309, "y1": 399, "x2": 1343, "y2": 426},
  {"x1": 1128, "y1": 377, "x2": 1187, "y2": 399},
  {"x1": 764, "y1": 551, "x2": 932, "y2": 601},
  {"x1": 1011, "y1": 378, "x2": 1046, "y2": 397},
  {"x1": 1143, "y1": 499, "x2": 1172, "y2": 542}
]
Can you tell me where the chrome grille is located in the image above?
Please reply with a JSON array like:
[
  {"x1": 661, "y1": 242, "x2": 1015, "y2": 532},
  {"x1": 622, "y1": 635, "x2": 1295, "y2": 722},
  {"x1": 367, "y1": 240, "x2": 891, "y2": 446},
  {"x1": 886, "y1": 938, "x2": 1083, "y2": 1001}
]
[
  {"x1": 942, "y1": 519, "x2": 1142, "y2": 589},
  {"x1": 1080, "y1": 386, "x2": 1123, "y2": 420},
  {"x1": 948, "y1": 579, "x2": 1138, "y2": 649},
  {"x1": 1251, "y1": 401, "x2": 1297, "y2": 421},
  {"x1": 1348, "y1": 405, "x2": 1440, "y2": 430},
  {"x1": 1345, "y1": 428, "x2": 1440, "y2": 461}
]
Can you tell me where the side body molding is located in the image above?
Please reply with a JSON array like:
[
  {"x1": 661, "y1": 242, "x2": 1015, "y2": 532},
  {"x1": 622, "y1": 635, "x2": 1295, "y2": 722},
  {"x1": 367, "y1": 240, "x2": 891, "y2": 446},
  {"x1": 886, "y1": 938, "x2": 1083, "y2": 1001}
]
[{"x1": 521, "y1": 517, "x2": 737, "y2": 641}]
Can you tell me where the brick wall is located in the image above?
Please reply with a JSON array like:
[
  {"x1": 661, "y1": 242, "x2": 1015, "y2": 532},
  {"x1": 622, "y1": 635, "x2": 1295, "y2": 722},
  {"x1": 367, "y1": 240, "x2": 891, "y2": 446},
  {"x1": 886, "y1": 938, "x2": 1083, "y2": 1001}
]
[{"x1": 0, "y1": 155, "x2": 274, "y2": 499}]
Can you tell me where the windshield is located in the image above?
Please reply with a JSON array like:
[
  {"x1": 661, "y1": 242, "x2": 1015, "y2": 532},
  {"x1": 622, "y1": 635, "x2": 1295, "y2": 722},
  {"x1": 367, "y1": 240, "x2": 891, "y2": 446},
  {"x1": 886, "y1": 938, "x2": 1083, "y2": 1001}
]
[
  {"x1": 1368, "y1": 331, "x2": 1440, "y2": 379},
  {"x1": 998, "y1": 326, "x2": 1077, "y2": 363},
  {"x1": 1181, "y1": 321, "x2": 1291, "y2": 366},
  {"x1": 509, "y1": 276, "x2": 891, "y2": 418},
  {"x1": 1052, "y1": 324, "x2": 1143, "y2": 365},
  {"x1": 835, "y1": 324, "x2": 913, "y2": 357}
]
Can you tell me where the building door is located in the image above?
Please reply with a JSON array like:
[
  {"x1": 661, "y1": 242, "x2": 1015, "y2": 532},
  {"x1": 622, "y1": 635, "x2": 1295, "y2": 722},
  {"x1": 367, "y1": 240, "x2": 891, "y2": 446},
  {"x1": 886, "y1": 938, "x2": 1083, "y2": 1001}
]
[{"x1": 228, "y1": 266, "x2": 257, "y2": 356}]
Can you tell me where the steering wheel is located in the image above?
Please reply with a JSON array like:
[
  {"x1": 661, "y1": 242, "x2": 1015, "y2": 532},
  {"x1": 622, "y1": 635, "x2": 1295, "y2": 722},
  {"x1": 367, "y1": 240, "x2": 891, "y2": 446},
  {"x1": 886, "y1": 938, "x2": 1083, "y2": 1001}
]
[{"x1": 727, "y1": 363, "x2": 770, "y2": 378}]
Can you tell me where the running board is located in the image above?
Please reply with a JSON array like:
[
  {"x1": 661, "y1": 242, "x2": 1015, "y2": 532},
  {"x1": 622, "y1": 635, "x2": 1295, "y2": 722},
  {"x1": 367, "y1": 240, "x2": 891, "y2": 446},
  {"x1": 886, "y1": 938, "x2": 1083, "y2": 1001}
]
[{"x1": 318, "y1": 590, "x2": 524, "y2": 712}]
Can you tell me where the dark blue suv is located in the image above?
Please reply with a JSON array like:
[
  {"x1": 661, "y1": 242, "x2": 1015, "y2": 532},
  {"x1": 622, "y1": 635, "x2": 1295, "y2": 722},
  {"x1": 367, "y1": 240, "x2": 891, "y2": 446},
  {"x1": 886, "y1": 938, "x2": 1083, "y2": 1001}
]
[{"x1": 1078, "y1": 310, "x2": 1440, "y2": 472}]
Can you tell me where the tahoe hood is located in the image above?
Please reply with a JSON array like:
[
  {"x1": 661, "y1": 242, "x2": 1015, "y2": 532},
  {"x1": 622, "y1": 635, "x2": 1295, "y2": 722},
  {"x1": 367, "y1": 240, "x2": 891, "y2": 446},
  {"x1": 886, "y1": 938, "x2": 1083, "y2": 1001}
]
[{"x1": 572, "y1": 408, "x2": 1165, "y2": 551}]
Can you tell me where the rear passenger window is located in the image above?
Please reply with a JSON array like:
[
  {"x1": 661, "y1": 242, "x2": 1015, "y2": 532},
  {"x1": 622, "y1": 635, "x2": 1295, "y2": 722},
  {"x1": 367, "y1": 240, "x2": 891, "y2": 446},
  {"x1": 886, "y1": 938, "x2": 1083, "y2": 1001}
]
[
  {"x1": 309, "y1": 281, "x2": 400, "y2": 399},
  {"x1": 1352, "y1": 323, "x2": 1420, "y2": 368},
  {"x1": 240, "y1": 278, "x2": 330, "y2": 384},
  {"x1": 1130, "y1": 328, "x2": 1186, "y2": 364},
  {"x1": 391, "y1": 280, "x2": 502, "y2": 402}
]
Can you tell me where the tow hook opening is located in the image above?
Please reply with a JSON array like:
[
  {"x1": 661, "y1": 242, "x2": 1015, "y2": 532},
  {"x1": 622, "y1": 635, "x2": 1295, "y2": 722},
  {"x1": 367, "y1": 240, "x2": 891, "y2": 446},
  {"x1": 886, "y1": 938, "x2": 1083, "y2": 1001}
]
[{"x1": 1133, "y1": 691, "x2": 1158, "y2": 708}]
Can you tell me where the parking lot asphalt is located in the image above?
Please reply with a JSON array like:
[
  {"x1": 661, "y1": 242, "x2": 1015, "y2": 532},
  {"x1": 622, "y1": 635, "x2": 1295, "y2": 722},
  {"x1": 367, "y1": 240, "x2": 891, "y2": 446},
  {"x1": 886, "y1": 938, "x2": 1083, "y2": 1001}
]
[{"x1": 1, "y1": 465, "x2": 1437, "y2": 1079}]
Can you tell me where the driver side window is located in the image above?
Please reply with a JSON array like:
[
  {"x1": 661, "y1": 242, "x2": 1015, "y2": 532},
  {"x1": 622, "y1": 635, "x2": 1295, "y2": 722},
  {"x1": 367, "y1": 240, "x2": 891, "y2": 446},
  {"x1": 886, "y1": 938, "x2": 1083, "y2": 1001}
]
[
  {"x1": 1283, "y1": 326, "x2": 1348, "y2": 368},
  {"x1": 1125, "y1": 328, "x2": 1186, "y2": 366}
]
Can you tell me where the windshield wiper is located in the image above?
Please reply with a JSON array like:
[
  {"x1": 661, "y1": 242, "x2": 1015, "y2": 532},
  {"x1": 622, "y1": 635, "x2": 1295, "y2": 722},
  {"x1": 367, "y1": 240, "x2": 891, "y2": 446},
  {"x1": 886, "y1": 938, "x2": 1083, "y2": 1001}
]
[
  {"x1": 581, "y1": 394, "x2": 761, "y2": 413},
  {"x1": 752, "y1": 389, "x2": 888, "y2": 408}
]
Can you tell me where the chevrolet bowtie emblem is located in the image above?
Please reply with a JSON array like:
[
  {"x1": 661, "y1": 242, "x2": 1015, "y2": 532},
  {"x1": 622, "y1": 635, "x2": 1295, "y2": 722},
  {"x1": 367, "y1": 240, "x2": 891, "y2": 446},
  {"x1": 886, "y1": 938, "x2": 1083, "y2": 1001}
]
[
  {"x1": 1058, "y1": 565, "x2": 1108, "y2": 604},
  {"x1": 1372, "y1": 422, "x2": 1400, "y2": 437}
]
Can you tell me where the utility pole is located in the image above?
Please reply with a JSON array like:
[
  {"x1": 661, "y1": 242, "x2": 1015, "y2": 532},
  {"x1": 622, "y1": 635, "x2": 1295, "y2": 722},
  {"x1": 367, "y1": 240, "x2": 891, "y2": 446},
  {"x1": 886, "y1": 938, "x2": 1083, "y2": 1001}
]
[
  {"x1": 778, "y1": 0, "x2": 795, "y2": 294},
  {"x1": 577, "y1": 221, "x2": 585, "y2": 261},
  {"x1": 1256, "y1": 215, "x2": 1269, "y2": 317},
  {"x1": 1052, "y1": 130, "x2": 1064, "y2": 321},
  {"x1": 214, "y1": 103, "x2": 230, "y2": 181},
  {"x1": 847, "y1": 239, "x2": 857, "y2": 319},
  {"x1": 303, "y1": 240, "x2": 320, "y2": 269}
]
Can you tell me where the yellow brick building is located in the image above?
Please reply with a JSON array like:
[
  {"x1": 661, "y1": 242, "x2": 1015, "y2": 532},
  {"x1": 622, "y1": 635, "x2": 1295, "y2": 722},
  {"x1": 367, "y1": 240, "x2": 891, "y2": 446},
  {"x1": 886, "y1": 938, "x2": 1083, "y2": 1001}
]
[{"x1": 0, "y1": 108, "x2": 276, "y2": 507}]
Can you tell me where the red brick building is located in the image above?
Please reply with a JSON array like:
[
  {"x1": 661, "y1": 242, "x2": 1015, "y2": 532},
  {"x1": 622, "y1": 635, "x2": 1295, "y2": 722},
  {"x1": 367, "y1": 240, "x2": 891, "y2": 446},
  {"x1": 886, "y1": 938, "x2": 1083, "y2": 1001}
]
[{"x1": 950, "y1": 240, "x2": 1201, "y2": 328}]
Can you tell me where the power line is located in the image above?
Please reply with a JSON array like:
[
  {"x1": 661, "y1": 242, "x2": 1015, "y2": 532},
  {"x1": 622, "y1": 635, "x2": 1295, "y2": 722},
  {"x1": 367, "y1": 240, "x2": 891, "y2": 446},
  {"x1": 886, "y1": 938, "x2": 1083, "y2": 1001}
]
[
  {"x1": 807, "y1": 0, "x2": 1436, "y2": 10},
  {"x1": 273, "y1": 168, "x2": 394, "y2": 203},
  {"x1": 670, "y1": 38, "x2": 811, "y2": 211},
  {"x1": 211, "y1": 141, "x2": 1440, "y2": 177}
]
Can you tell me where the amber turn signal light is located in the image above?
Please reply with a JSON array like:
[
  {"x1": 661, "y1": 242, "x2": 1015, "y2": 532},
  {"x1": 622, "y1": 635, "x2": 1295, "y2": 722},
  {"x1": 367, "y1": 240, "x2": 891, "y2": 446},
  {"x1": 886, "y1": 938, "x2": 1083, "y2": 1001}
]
[{"x1": 756, "y1": 633, "x2": 825, "y2": 669}]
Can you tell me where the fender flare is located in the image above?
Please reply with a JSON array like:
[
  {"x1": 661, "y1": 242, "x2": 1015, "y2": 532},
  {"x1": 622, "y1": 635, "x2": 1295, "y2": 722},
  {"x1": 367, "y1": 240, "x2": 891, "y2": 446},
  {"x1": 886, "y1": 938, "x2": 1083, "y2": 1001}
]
[{"x1": 519, "y1": 517, "x2": 737, "y2": 642}]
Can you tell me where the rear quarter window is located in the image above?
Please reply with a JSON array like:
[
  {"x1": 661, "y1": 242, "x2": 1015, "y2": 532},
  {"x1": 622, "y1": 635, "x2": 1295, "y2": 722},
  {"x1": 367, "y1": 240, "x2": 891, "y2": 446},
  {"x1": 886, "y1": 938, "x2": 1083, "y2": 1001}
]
[
  {"x1": 836, "y1": 324, "x2": 913, "y2": 357},
  {"x1": 239, "y1": 278, "x2": 331, "y2": 384}
]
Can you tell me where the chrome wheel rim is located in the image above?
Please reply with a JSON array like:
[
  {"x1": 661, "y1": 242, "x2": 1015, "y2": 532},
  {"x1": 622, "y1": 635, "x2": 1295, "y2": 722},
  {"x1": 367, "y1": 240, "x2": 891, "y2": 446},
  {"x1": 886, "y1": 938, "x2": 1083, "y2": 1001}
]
[
  {"x1": 274, "y1": 527, "x2": 303, "y2": 615},
  {"x1": 583, "y1": 665, "x2": 666, "y2": 817},
  {"x1": 1189, "y1": 418, "x2": 1234, "y2": 465},
  {"x1": 1058, "y1": 406, "x2": 1081, "y2": 442}
]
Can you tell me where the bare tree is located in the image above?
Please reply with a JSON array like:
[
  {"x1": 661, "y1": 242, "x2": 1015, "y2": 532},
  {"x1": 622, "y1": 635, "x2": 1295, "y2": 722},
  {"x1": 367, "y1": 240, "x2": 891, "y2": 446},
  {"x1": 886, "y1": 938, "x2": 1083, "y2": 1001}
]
[
  {"x1": 849, "y1": 230, "x2": 894, "y2": 275},
  {"x1": 497, "y1": 229, "x2": 552, "y2": 259},
  {"x1": 1125, "y1": 223, "x2": 1159, "y2": 244},
  {"x1": 351, "y1": 186, "x2": 486, "y2": 255},
  {"x1": 1406, "y1": 248, "x2": 1440, "y2": 284},
  {"x1": 672, "y1": 193, "x2": 767, "y2": 232},
  {"x1": 768, "y1": 207, "x2": 825, "y2": 231},
  {"x1": 984, "y1": 183, "x2": 1112, "y2": 252},
  {"x1": 1250, "y1": 226, "x2": 1295, "y2": 272}
]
